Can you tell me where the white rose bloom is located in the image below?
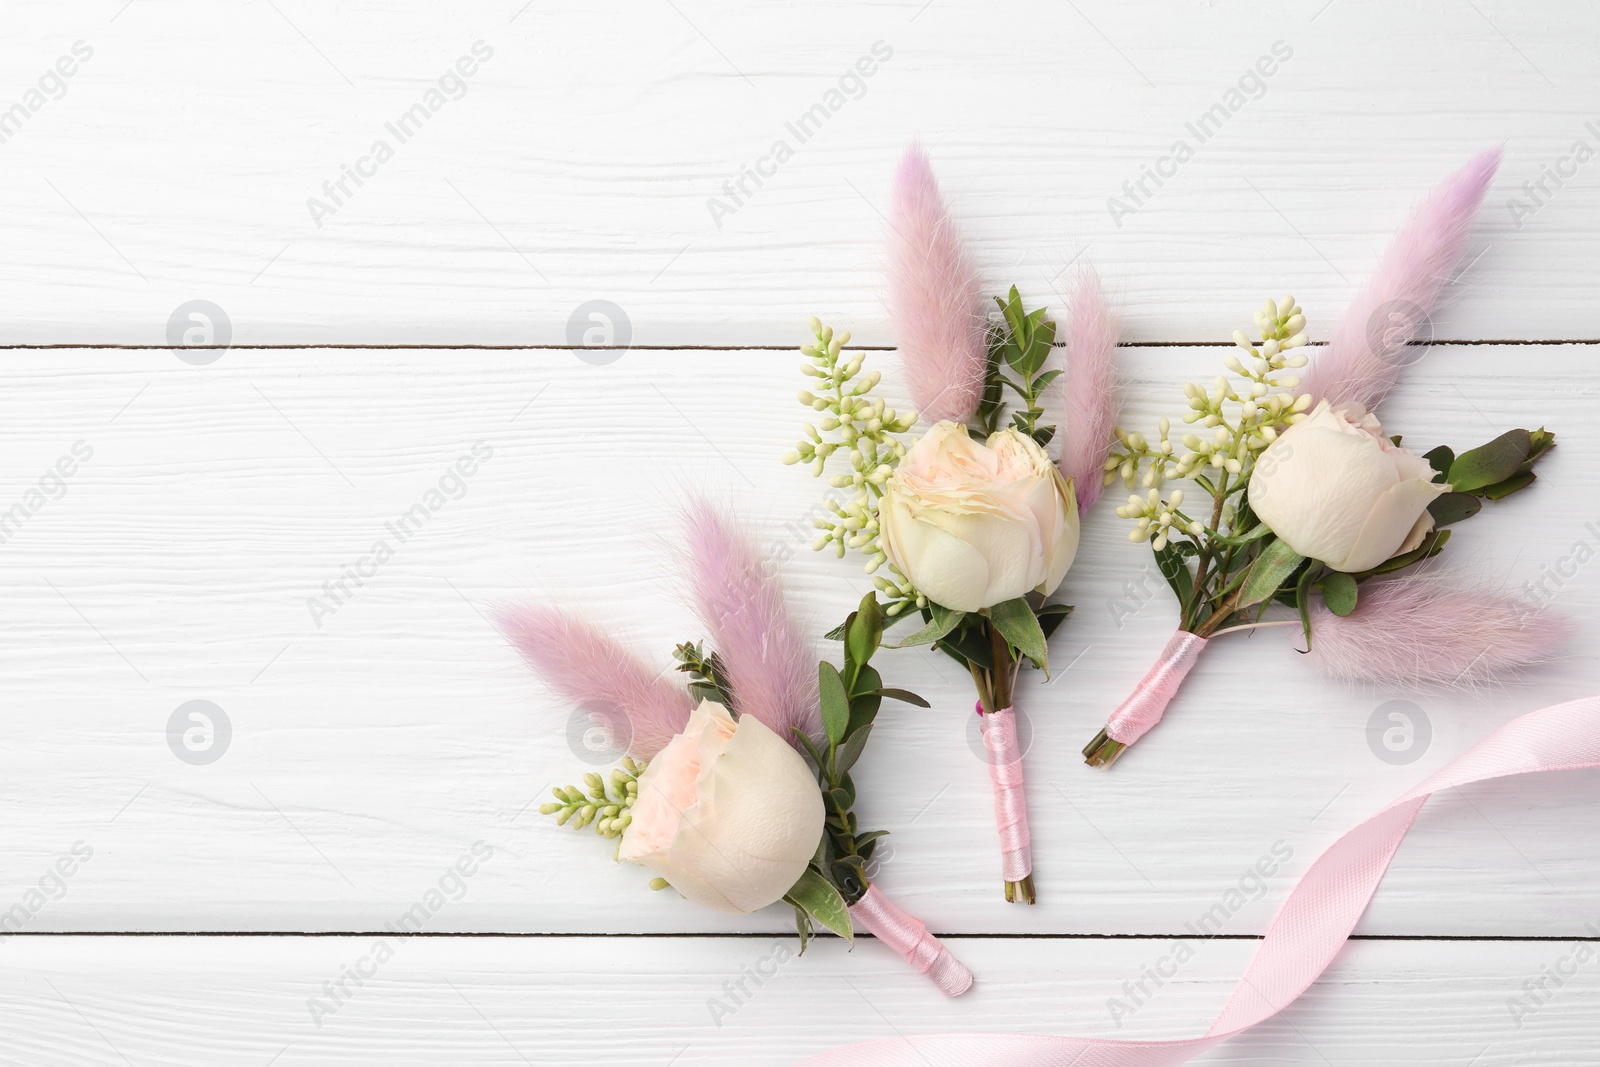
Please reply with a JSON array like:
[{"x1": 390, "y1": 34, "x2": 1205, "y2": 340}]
[
  {"x1": 619, "y1": 700, "x2": 822, "y2": 914},
  {"x1": 879, "y1": 421, "x2": 1079, "y2": 612},
  {"x1": 1249, "y1": 400, "x2": 1449, "y2": 573}
]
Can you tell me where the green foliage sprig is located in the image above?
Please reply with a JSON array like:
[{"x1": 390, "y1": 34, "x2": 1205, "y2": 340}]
[
  {"x1": 539, "y1": 761, "x2": 646, "y2": 861},
  {"x1": 783, "y1": 592, "x2": 930, "y2": 951}
]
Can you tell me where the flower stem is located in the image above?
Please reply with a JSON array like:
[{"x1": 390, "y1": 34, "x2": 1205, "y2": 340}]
[
  {"x1": 1081, "y1": 728, "x2": 1127, "y2": 769},
  {"x1": 1206, "y1": 618, "x2": 1301, "y2": 639},
  {"x1": 1004, "y1": 874, "x2": 1036, "y2": 905}
]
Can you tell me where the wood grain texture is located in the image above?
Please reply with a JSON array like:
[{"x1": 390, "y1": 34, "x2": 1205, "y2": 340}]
[
  {"x1": 2, "y1": 5, "x2": 1597, "y2": 1059},
  {"x1": 0, "y1": 1, "x2": 1595, "y2": 345},
  {"x1": 0, "y1": 345, "x2": 1593, "y2": 938},
  {"x1": 0, "y1": 936, "x2": 1595, "y2": 1065}
]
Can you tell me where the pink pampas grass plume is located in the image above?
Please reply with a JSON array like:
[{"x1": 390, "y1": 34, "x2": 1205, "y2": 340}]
[
  {"x1": 1303, "y1": 573, "x2": 1570, "y2": 688},
  {"x1": 1302, "y1": 147, "x2": 1501, "y2": 412},
  {"x1": 496, "y1": 605, "x2": 694, "y2": 760},
  {"x1": 1055, "y1": 271, "x2": 1119, "y2": 513},
  {"x1": 887, "y1": 142, "x2": 988, "y2": 424},
  {"x1": 681, "y1": 499, "x2": 820, "y2": 748}
]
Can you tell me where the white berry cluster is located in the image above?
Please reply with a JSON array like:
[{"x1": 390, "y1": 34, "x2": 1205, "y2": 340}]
[
  {"x1": 1105, "y1": 298, "x2": 1316, "y2": 534},
  {"x1": 1115, "y1": 487, "x2": 1205, "y2": 552},
  {"x1": 781, "y1": 318, "x2": 918, "y2": 579}
]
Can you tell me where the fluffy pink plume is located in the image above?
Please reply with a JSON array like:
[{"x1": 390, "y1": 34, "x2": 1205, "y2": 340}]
[
  {"x1": 1056, "y1": 271, "x2": 1119, "y2": 513},
  {"x1": 681, "y1": 500, "x2": 820, "y2": 748},
  {"x1": 887, "y1": 141, "x2": 988, "y2": 424},
  {"x1": 1303, "y1": 147, "x2": 1501, "y2": 412},
  {"x1": 1304, "y1": 574, "x2": 1570, "y2": 688},
  {"x1": 496, "y1": 604, "x2": 693, "y2": 759}
]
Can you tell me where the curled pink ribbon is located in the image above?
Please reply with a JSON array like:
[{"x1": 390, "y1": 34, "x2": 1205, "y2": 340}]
[
  {"x1": 848, "y1": 885, "x2": 974, "y2": 998},
  {"x1": 1105, "y1": 630, "x2": 1209, "y2": 745},
  {"x1": 978, "y1": 705, "x2": 1032, "y2": 882},
  {"x1": 795, "y1": 693, "x2": 1600, "y2": 1065}
]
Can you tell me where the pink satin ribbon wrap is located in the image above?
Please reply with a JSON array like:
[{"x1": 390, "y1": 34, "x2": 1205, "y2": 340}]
[
  {"x1": 1105, "y1": 630, "x2": 1209, "y2": 745},
  {"x1": 977, "y1": 706, "x2": 1031, "y2": 881},
  {"x1": 848, "y1": 885, "x2": 974, "y2": 997},
  {"x1": 795, "y1": 693, "x2": 1600, "y2": 1065}
]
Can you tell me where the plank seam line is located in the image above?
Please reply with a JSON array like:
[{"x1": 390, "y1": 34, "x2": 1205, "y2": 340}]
[
  {"x1": 8, "y1": 932, "x2": 1597, "y2": 942},
  {"x1": 0, "y1": 339, "x2": 1595, "y2": 352}
]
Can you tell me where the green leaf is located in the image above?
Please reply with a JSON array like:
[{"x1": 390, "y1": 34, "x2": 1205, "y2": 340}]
[
  {"x1": 1423, "y1": 445, "x2": 1454, "y2": 479},
  {"x1": 941, "y1": 620, "x2": 994, "y2": 670},
  {"x1": 866, "y1": 688, "x2": 930, "y2": 707},
  {"x1": 1036, "y1": 602, "x2": 1074, "y2": 640},
  {"x1": 783, "y1": 868, "x2": 853, "y2": 943},
  {"x1": 1447, "y1": 429, "x2": 1531, "y2": 493},
  {"x1": 890, "y1": 604, "x2": 963, "y2": 648},
  {"x1": 1154, "y1": 542, "x2": 1193, "y2": 607},
  {"x1": 817, "y1": 662, "x2": 850, "y2": 746},
  {"x1": 1483, "y1": 470, "x2": 1537, "y2": 500},
  {"x1": 1295, "y1": 561, "x2": 1320, "y2": 647},
  {"x1": 1321, "y1": 572, "x2": 1358, "y2": 617},
  {"x1": 788, "y1": 901, "x2": 813, "y2": 954},
  {"x1": 988, "y1": 597, "x2": 1050, "y2": 674},
  {"x1": 834, "y1": 723, "x2": 873, "y2": 775},
  {"x1": 1522, "y1": 428, "x2": 1556, "y2": 471},
  {"x1": 1023, "y1": 317, "x2": 1056, "y2": 375},
  {"x1": 847, "y1": 665, "x2": 882, "y2": 735},
  {"x1": 795, "y1": 729, "x2": 827, "y2": 773},
  {"x1": 845, "y1": 595, "x2": 882, "y2": 669},
  {"x1": 1428, "y1": 491, "x2": 1482, "y2": 526},
  {"x1": 854, "y1": 829, "x2": 889, "y2": 858},
  {"x1": 1238, "y1": 537, "x2": 1305, "y2": 609}
]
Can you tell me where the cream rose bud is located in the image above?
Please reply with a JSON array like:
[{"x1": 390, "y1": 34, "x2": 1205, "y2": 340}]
[
  {"x1": 1249, "y1": 400, "x2": 1449, "y2": 573},
  {"x1": 619, "y1": 700, "x2": 823, "y2": 914},
  {"x1": 879, "y1": 421, "x2": 1079, "y2": 613}
]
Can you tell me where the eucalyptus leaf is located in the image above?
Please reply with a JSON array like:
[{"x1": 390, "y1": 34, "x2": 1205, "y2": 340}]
[
  {"x1": 1423, "y1": 445, "x2": 1454, "y2": 479},
  {"x1": 1483, "y1": 470, "x2": 1537, "y2": 500},
  {"x1": 1238, "y1": 537, "x2": 1306, "y2": 609},
  {"x1": 1428, "y1": 492, "x2": 1482, "y2": 527},
  {"x1": 1447, "y1": 429, "x2": 1531, "y2": 493},
  {"x1": 989, "y1": 597, "x2": 1050, "y2": 674},
  {"x1": 783, "y1": 869, "x2": 853, "y2": 943},
  {"x1": 1321, "y1": 571, "x2": 1358, "y2": 617}
]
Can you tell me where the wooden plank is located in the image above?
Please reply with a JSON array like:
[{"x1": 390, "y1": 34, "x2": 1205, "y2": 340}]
[
  {"x1": 0, "y1": 935, "x2": 1594, "y2": 1064},
  {"x1": 0, "y1": 345, "x2": 1593, "y2": 935},
  {"x1": 0, "y1": 1, "x2": 1595, "y2": 345}
]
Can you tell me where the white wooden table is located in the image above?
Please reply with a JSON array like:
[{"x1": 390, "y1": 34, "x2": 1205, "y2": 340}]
[{"x1": 1, "y1": 1, "x2": 1596, "y2": 1063}]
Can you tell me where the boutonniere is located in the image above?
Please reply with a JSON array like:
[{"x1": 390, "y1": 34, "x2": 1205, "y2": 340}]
[
  {"x1": 784, "y1": 144, "x2": 1120, "y2": 902},
  {"x1": 499, "y1": 502, "x2": 972, "y2": 994},
  {"x1": 1085, "y1": 147, "x2": 1567, "y2": 768}
]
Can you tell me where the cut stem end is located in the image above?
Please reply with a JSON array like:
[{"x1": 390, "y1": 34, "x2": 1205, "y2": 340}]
[
  {"x1": 1082, "y1": 728, "x2": 1128, "y2": 769},
  {"x1": 1004, "y1": 874, "x2": 1036, "y2": 905}
]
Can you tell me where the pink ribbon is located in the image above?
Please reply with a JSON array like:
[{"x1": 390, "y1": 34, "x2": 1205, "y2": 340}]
[
  {"x1": 1105, "y1": 630, "x2": 1209, "y2": 745},
  {"x1": 797, "y1": 693, "x2": 1600, "y2": 1065},
  {"x1": 848, "y1": 885, "x2": 974, "y2": 998},
  {"x1": 978, "y1": 706, "x2": 1031, "y2": 881}
]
